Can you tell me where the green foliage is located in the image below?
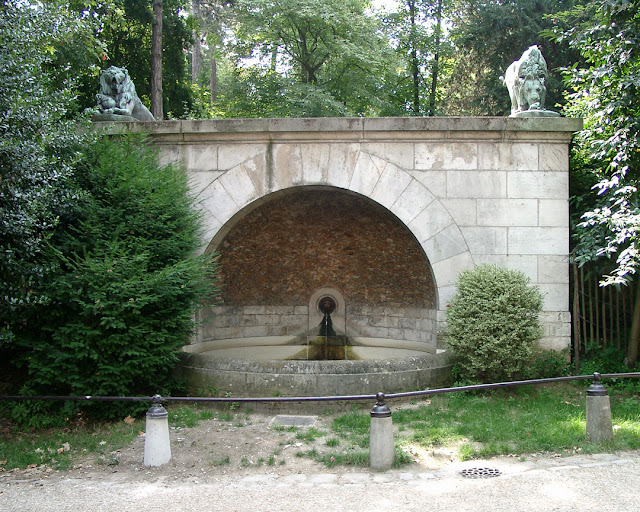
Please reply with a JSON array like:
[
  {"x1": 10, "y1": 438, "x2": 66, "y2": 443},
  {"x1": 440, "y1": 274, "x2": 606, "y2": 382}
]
[
  {"x1": 0, "y1": 0, "x2": 96, "y2": 346},
  {"x1": 523, "y1": 349, "x2": 572, "y2": 379},
  {"x1": 214, "y1": 68, "x2": 347, "y2": 118},
  {"x1": 226, "y1": 0, "x2": 396, "y2": 117},
  {"x1": 580, "y1": 345, "x2": 640, "y2": 392},
  {"x1": 9, "y1": 135, "x2": 217, "y2": 424},
  {"x1": 445, "y1": 264, "x2": 544, "y2": 383},
  {"x1": 549, "y1": 1, "x2": 640, "y2": 286}
]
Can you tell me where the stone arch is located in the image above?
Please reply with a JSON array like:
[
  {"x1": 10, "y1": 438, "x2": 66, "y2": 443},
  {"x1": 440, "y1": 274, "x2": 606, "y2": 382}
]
[{"x1": 195, "y1": 145, "x2": 473, "y2": 310}]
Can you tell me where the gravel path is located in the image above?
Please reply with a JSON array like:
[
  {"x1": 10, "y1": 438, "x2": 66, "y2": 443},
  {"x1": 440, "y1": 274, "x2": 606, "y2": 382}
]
[{"x1": 3, "y1": 451, "x2": 639, "y2": 511}]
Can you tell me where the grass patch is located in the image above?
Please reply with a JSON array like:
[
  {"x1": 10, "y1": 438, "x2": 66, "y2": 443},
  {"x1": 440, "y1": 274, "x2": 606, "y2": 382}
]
[
  {"x1": 389, "y1": 385, "x2": 640, "y2": 460},
  {"x1": 0, "y1": 417, "x2": 142, "y2": 471},
  {"x1": 295, "y1": 427, "x2": 324, "y2": 443},
  {"x1": 318, "y1": 384, "x2": 640, "y2": 466},
  {"x1": 168, "y1": 404, "x2": 214, "y2": 428},
  {"x1": 211, "y1": 455, "x2": 230, "y2": 466}
]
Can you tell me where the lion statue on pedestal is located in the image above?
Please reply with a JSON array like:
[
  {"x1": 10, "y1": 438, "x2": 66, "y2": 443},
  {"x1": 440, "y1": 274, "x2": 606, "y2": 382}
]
[
  {"x1": 95, "y1": 66, "x2": 154, "y2": 122},
  {"x1": 502, "y1": 45, "x2": 559, "y2": 117}
]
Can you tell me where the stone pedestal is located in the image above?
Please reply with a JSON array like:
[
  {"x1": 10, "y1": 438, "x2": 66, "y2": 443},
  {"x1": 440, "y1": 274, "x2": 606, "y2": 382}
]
[
  {"x1": 586, "y1": 375, "x2": 614, "y2": 443},
  {"x1": 369, "y1": 393, "x2": 394, "y2": 471},
  {"x1": 586, "y1": 395, "x2": 614, "y2": 442},
  {"x1": 144, "y1": 400, "x2": 172, "y2": 466}
]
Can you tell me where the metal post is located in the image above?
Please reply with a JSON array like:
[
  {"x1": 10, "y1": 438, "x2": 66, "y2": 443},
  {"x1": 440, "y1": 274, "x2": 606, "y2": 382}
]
[
  {"x1": 144, "y1": 394, "x2": 172, "y2": 466},
  {"x1": 586, "y1": 373, "x2": 614, "y2": 442},
  {"x1": 369, "y1": 392, "x2": 394, "y2": 471}
]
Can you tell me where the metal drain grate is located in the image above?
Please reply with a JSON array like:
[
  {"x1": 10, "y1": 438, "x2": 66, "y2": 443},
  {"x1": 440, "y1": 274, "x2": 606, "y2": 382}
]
[{"x1": 460, "y1": 467, "x2": 502, "y2": 479}]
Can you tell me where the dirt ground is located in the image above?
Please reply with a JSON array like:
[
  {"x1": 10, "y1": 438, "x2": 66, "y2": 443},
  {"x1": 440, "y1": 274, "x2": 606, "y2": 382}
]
[{"x1": 1, "y1": 402, "x2": 459, "y2": 484}]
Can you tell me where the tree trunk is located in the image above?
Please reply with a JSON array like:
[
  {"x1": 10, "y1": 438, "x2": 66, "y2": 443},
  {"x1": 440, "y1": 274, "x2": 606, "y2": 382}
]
[
  {"x1": 409, "y1": 0, "x2": 420, "y2": 115},
  {"x1": 151, "y1": 0, "x2": 163, "y2": 120},
  {"x1": 626, "y1": 278, "x2": 640, "y2": 366},
  {"x1": 572, "y1": 257, "x2": 581, "y2": 372},
  {"x1": 192, "y1": 0, "x2": 202, "y2": 82},
  {"x1": 428, "y1": 0, "x2": 443, "y2": 116},
  {"x1": 210, "y1": 56, "x2": 218, "y2": 104}
]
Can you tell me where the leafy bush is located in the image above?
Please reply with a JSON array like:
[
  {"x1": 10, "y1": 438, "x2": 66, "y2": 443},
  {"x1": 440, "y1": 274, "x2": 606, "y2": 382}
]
[
  {"x1": 580, "y1": 345, "x2": 640, "y2": 392},
  {"x1": 445, "y1": 264, "x2": 544, "y2": 383},
  {"x1": 9, "y1": 135, "x2": 217, "y2": 425},
  {"x1": 522, "y1": 349, "x2": 571, "y2": 380},
  {"x1": 0, "y1": 1, "x2": 95, "y2": 346}
]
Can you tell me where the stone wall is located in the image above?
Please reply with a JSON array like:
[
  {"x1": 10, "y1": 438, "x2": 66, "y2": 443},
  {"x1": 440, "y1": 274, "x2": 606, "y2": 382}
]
[
  {"x1": 101, "y1": 117, "x2": 582, "y2": 352},
  {"x1": 198, "y1": 305, "x2": 436, "y2": 346}
]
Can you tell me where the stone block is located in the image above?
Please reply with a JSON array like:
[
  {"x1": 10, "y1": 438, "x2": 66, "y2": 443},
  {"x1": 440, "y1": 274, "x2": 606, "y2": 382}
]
[
  {"x1": 509, "y1": 227, "x2": 568, "y2": 255},
  {"x1": 348, "y1": 152, "x2": 385, "y2": 197},
  {"x1": 189, "y1": 170, "x2": 224, "y2": 199},
  {"x1": 218, "y1": 167, "x2": 260, "y2": 210},
  {"x1": 408, "y1": 170, "x2": 447, "y2": 198},
  {"x1": 477, "y1": 199, "x2": 537, "y2": 226},
  {"x1": 185, "y1": 144, "x2": 217, "y2": 171},
  {"x1": 243, "y1": 306, "x2": 267, "y2": 315},
  {"x1": 478, "y1": 142, "x2": 538, "y2": 171},
  {"x1": 538, "y1": 255, "x2": 569, "y2": 283},
  {"x1": 540, "y1": 144, "x2": 569, "y2": 171},
  {"x1": 370, "y1": 163, "x2": 413, "y2": 209},
  {"x1": 408, "y1": 200, "x2": 455, "y2": 244},
  {"x1": 431, "y1": 251, "x2": 474, "y2": 288},
  {"x1": 415, "y1": 142, "x2": 478, "y2": 170},
  {"x1": 272, "y1": 144, "x2": 303, "y2": 190},
  {"x1": 300, "y1": 144, "x2": 331, "y2": 183},
  {"x1": 440, "y1": 199, "x2": 477, "y2": 226},
  {"x1": 157, "y1": 146, "x2": 180, "y2": 167},
  {"x1": 507, "y1": 171, "x2": 568, "y2": 199},
  {"x1": 539, "y1": 199, "x2": 569, "y2": 227},
  {"x1": 243, "y1": 326, "x2": 269, "y2": 338},
  {"x1": 446, "y1": 170, "x2": 506, "y2": 198},
  {"x1": 538, "y1": 335, "x2": 570, "y2": 351},
  {"x1": 460, "y1": 227, "x2": 508, "y2": 254},
  {"x1": 326, "y1": 143, "x2": 360, "y2": 189},
  {"x1": 199, "y1": 179, "x2": 238, "y2": 223},
  {"x1": 473, "y1": 254, "x2": 537, "y2": 281},
  {"x1": 422, "y1": 224, "x2": 468, "y2": 263},
  {"x1": 218, "y1": 144, "x2": 265, "y2": 170},
  {"x1": 539, "y1": 283, "x2": 570, "y2": 311},
  {"x1": 388, "y1": 177, "x2": 435, "y2": 225},
  {"x1": 362, "y1": 143, "x2": 414, "y2": 169}
]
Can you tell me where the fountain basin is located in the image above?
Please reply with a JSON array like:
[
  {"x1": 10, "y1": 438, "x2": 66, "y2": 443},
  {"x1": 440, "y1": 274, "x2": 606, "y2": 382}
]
[{"x1": 177, "y1": 336, "x2": 453, "y2": 396}]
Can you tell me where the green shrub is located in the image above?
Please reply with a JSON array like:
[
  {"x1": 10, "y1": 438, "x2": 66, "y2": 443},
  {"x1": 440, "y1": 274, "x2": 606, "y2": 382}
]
[
  {"x1": 9, "y1": 135, "x2": 217, "y2": 425},
  {"x1": 522, "y1": 349, "x2": 572, "y2": 379},
  {"x1": 445, "y1": 264, "x2": 544, "y2": 383}
]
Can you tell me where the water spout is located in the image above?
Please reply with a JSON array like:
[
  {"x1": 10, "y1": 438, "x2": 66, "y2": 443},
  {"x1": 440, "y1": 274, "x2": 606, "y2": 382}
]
[{"x1": 309, "y1": 296, "x2": 349, "y2": 360}]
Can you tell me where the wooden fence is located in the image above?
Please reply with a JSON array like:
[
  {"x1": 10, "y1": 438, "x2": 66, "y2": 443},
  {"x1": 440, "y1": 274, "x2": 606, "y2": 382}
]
[{"x1": 571, "y1": 261, "x2": 637, "y2": 366}]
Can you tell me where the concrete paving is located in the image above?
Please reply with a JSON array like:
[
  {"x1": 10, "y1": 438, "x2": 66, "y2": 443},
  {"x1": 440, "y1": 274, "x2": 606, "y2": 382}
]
[{"x1": 3, "y1": 451, "x2": 639, "y2": 511}]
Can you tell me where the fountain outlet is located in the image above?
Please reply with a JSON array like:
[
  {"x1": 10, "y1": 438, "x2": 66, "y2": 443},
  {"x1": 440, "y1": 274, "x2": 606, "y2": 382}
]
[{"x1": 308, "y1": 296, "x2": 350, "y2": 360}]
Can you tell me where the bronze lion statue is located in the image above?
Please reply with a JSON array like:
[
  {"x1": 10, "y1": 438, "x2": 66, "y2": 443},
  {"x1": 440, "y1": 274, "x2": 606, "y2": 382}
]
[
  {"x1": 502, "y1": 45, "x2": 550, "y2": 116},
  {"x1": 95, "y1": 66, "x2": 154, "y2": 121}
]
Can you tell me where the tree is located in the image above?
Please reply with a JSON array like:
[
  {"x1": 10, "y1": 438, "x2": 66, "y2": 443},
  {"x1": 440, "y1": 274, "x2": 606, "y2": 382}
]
[
  {"x1": 550, "y1": 0, "x2": 640, "y2": 364},
  {"x1": 9, "y1": 135, "x2": 217, "y2": 424},
  {"x1": 190, "y1": 0, "x2": 233, "y2": 105},
  {"x1": 228, "y1": 0, "x2": 394, "y2": 116},
  {"x1": 151, "y1": 0, "x2": 164, "y2": 118},
  {"x1": 383, "y1": 0, "x2": 449, "y2": 116},
  {"x1": 0, "y1": 0, "x2": 95, "y2": 346}
]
